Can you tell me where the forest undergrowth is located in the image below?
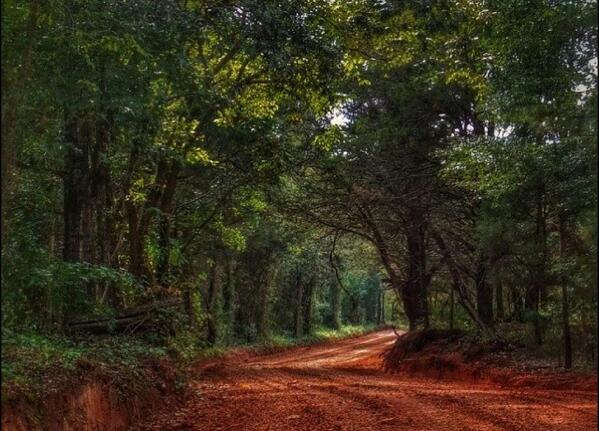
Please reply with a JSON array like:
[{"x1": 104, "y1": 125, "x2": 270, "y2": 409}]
[{"x1": 1, "y1": 323, "x2": 378, "y2": 405}]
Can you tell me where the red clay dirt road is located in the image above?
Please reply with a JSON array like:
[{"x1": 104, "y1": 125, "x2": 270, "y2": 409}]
[{"x1": 138, "y1": 330, "x2": 597, "y2": 431}]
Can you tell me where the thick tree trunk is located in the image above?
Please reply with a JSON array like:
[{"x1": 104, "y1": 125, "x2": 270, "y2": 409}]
[
  {"x1": 365, "y1": 213, "x2": 428, "y2": 331},
  {"x1": 63, "y1": 104, "x2": 116, "y2": 302},
  {"x1": 357, "y1": 205, "x2": 417, "y2": 328},
  {"x1": 402, "y1": 225, "x2": 430, "y2": 331}
]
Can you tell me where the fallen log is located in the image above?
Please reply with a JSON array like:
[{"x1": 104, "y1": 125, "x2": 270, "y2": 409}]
[{"x1": 67, "y1": 299, "x2": 183, "y2": 334}]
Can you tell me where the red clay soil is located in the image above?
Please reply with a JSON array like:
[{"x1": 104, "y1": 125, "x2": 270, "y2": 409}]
[{"x1": 136, "y1": 330, "x2": 598, "y2": 431}]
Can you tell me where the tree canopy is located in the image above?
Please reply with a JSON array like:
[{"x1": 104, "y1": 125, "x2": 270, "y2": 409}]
[{"x1": 2, "y1": 0, "x2": 597, "y2": 370}]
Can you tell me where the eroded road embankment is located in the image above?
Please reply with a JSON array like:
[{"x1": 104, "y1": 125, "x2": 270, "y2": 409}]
[{"x1": 137, "y1": 330, "x2": 597, "y2": 431}]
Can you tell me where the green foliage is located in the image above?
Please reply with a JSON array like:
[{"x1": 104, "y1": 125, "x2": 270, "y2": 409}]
[{"x1": 1, "y1": 0, "x2": 596, "y2": 395}]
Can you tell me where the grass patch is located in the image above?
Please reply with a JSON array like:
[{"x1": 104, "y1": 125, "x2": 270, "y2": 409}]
[
  {"x1": 313, "y1": 324, "x2": 378, "y2": 340},
  {"x1": 256, "y1": 324, "x2": 379, "y2": 352}
]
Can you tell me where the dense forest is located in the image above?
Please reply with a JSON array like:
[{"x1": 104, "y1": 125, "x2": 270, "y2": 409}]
[{"x1": 1, "y1": 0, "x2": 597, "y2": 409}]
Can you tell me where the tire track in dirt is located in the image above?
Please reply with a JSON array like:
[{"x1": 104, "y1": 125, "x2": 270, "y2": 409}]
[{"x1": 136, "y1": 330, "x2": 597, "y2": 431}]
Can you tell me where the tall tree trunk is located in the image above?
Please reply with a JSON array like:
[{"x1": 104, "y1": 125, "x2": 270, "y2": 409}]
[
  {"x1": 93, "y1": 120, "x2": 112, "y2": 265},
  {"x1": 403, "y1": 225, "x2": 430, "y2": 330},
  {"x1": 126, "y1": 156, "x2": 176, "y2": 284},
  {"x1": 302, "y1": 276, "x2": 315, "y2": 336},
  {"x1": 222, "y1": 256, "x2": 235, "y2": 341},
  {"x1": 357, "y1": 204, "x2": 411, "y2": 327},
  {"x1": 368, "y1": 215, "x2": 425, "y2": 331},
  {"x1": 294, "y1": 268, "x2": 304, "y2": 338},
  {"x1": 63, "y1": 115, "x2": 91, "y2": 263},
  {"x1": 93, "y1": 117, "x2": 118, "y2": 306},
  {"x1": 329, "y1": 231, "x2": 360, "y2": 325},
  {"x1": 526, "y1": 186, "x2": 547, "y2": 344},
  {"x1": 206, "y1": 254, "x2": 222, "y2": 346},
  {"x1": 559, "y1": 214, "x2": 573, "y2": 369},
  {"x1": 155, "y1": 161, "x2": 180, "y2": 288},
  {"x1": 126, "y1": 159, "x2": 164, "y2": 280}
]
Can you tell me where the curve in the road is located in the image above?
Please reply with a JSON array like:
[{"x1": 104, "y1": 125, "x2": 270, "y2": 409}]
[{"x1": 137, "y1": 330, "x2": 597, "y2": 431}]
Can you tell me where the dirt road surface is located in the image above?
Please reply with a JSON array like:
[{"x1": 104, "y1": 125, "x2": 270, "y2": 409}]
[{"x1": 138, "y1": 330, "x2": 597, "y2": 431}]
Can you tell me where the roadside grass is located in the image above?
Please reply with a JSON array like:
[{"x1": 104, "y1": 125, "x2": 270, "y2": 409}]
[
  {"x1": 1, "y1": 324, "x2": 380, "y2": 404},
  {"x1": 314, "y1": 324, "x2": 379, "y2": 340},
  {"x1": 252, "y1": 324, "x2": 380, "y2": 353}
]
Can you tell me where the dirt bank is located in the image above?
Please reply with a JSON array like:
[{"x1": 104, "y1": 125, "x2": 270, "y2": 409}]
[
  {"x1": 382, "y1": 329, "x2": 597, "y2": 392},
  {"x1": 1, "y1": 359, "x2": 179, "y2": 431}
]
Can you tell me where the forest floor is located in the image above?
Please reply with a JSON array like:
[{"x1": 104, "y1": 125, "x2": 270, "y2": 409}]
[{"x1": 137, "y1": 329, "x2": 597, "y2": 431}]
